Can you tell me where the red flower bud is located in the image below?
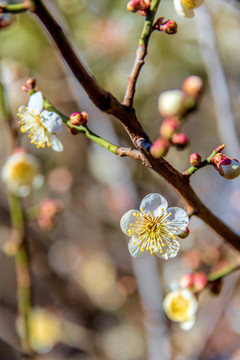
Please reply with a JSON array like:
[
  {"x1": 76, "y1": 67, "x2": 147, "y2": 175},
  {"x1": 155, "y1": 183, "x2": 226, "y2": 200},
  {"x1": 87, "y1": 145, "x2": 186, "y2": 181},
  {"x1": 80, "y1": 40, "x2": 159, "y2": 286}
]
[
  {"x1": 182, "y1": 75, "x2": 204, "y2": 98},
  {"x1": 179, "y1": 273, "x2": 194, "y2": 288},
  {"x1": 70, "y1": 112, "x2": 88, "y2": 126},
  {"x1": 155, "y1": 18, "x2": 178, "y2": 35},
  {"x1": 171, "y1": 133, "x2": 189, "y2": 149},
  {"x1": 159, "y1": 117, "x2": 180, "y2": 139},
  {"x1": 150, "y1": 138, "x2": 170, "y2": 158},
  {"x1": 190, "y1": 153, "x2": 202, "y2": 167},
  {"x1": 193, "y1": 272, "x2": 207, "y2": 292},
  {"x1": 178, "y1": 227, "x2": 190, "y2": 239},
  {"x1": 126, "y1": 0, "x2": 151, "y2": 12}
]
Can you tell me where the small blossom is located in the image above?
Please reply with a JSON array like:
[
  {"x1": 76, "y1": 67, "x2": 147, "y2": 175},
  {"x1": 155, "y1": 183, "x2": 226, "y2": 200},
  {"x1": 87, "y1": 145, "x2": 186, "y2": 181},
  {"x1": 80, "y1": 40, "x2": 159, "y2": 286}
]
[
  {"x1": 120, "y1": 193, "x2": 189, "y2": 260},
  {"x1": 17, "y1": 91, "x2": 63, "y2": 152},
  {"x1": 174, "y1": 0, "x2": 204, "y2": 18},
  {"x1": 182, "y1": 75, "x2": 204, "y2": 98},
  {"x1": 1, "y1": 151, "x2": 44, "y2": 197},
  {"x1": 150, "y1": 138, "x2": 170, "y2": 158},
  {"x1": 163, "y1": 288, "x2": 197, "y2": 329},
  {"x1": 213, "y1": 154, "x2": 240, "y2": 180},
  {"x1": 158, "y1": 90, "x2": 186, "y2": 118},
  {"x1": 190, "y1": 153, "x2": 202, "y2": 166},
  {"x1": 17, "y1": 307, "x2": 62, "y2": 353}
]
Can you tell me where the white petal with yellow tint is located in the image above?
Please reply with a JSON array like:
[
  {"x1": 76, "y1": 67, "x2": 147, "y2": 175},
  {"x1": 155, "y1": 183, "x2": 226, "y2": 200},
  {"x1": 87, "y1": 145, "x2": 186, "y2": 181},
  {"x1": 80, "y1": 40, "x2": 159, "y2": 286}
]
[
  {"x1": 155, "y1": 238, "x2": 180, "y2": 260},
  {"x1": 28, "y1": 91, "x2": 43, "y2": 115},
  {"x1": 40, "y1": 110, "x2": 62, "y2": 133},
  {"x1": 120, "y1": 209, "x2": 140, "y2": 236},
  {"x1": 140, "y1": 193, "x2": 168, "y2": 216},
  {"x1": 128, "y1": 237, "x2": 150, "y2": 258},
  {"x1": 166, "y1": 207, "x2": 189, "y2": 235}
]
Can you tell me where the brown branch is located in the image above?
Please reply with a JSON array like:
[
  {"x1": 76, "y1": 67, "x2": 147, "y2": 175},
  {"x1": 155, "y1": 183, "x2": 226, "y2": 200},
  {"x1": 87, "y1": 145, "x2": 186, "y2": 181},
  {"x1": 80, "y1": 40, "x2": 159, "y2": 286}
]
[
  {"x1": 116, "y1": 147, "x2": 146, "y2": 162},
  {"x1": 31, "y1": 1, "x2": 240, "y2": 251}
]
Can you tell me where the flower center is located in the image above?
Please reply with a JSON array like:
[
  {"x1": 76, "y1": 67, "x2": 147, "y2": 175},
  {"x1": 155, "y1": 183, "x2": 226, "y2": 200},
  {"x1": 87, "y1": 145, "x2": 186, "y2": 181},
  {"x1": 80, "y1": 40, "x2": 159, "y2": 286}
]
[
  {"x1": 127, "y1": 210, "x2": 178, "y2": 256},
  {"x1": 181, "y1": 0, "x2": 197, "y2": 9},
  {"x1": 170, "y1": 295, "x2": 191, "y2": 321},
  {"x1": 10, "y1": 161, "x2": 36, "y2": 186}
]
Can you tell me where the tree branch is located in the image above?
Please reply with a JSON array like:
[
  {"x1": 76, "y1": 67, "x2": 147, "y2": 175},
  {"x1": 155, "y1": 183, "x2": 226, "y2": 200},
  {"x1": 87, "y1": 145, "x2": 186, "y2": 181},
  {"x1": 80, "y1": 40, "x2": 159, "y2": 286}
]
[{"x1": 31, "y1": 1, "x2": 240, "y2": 251}]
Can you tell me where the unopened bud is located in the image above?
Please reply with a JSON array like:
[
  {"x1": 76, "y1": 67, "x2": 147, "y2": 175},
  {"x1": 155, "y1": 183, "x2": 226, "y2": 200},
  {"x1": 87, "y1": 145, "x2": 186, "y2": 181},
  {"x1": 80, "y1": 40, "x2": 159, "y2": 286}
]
[
  {"x1": 155, "y1": 18, "x2": 178, "y2": 34},
  {"x1": 159, "y1": 117, "x2": 179, "y2": 139},
  {"x1": 70, "y1": 112, "x2": 88, "y2": 126},
  {"x1": 171, "y1": 133, "x2": 189, "y2": 149},
  {"x1": 21, "y1": 85, "x2": 29, "y2": 92},
  {"x1": 182, "y1": 75, "x2": 204, "y2": 98},
  {"x1": 158, "y1": 90, "x2": 186, "y2": 118},
  {"x1": 126, "y1": 0, "x2": 151, "y2": 12},
  {"x1": 190, "y1": 153, "x2": 202, "y2": 167},
  {"x1": 193, "y1": 272, "x2": 207, "y2": 292},
  {"x1": 213, "y1": 154, "x2": 240, "y2": 180},
  {"x1": 150, "y1": 138, "x2": 170, "y2": 158},
  {"x1": 180, "y1": 273, "x2": 194, "y2": 288},
  {"x1": 26, "y1": 77, "x2": 36, "y2": 90},
  {"x1": 178, "y1": 227, "x2": 190, "y2": 239}
]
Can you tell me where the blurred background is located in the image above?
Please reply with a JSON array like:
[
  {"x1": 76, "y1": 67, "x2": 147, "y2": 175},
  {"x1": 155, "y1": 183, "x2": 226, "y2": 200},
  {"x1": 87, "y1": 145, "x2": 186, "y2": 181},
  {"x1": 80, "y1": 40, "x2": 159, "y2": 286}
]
[{"x1": 0, "y1": 0, "x2": 240, "y2": 359}]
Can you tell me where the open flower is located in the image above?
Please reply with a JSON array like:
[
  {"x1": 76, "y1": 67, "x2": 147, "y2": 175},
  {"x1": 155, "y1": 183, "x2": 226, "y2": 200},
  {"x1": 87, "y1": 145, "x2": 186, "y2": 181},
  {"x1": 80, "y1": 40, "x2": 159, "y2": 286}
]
[
  {"x1": 163, "y1": 288, "x2": 198, "y2": 330},
  {"x1": 1, "y1": 151, "x2": 44, "y2": 197},
  {"x1": 17, "y1": 91, "x2": 63, "y2": 151},
  {"x1": 120, "y1": 193, "x2": 189, "y2": 260},
  {"x1": 174, "y1": 0, "x2": 204, "y2": 18}
]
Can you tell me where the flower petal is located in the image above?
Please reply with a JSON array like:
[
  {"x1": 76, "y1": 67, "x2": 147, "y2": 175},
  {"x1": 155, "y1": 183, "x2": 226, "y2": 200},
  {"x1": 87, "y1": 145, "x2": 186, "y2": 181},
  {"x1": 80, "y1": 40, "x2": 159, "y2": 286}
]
[
  {"x1": 140, "y1": 193, "x2": 168, "y2": 216},
  {"x1": 180, "y1": 316, "x2": 196, "y2": 331},
  {"x1": 173, "y1": 0, "x2": 194, "y2": 17},
  {"x1": 50, "y1": 135, "x2": 63, "y2": 152},
  {"x1": 166, "y1": 207, "x2": 189, "y2": 235},
  {"x1": 40, "y1": 110, "x2": 63, "y2": 133},
  {"x1": 128, "y1": 237, "x2": 150, "y2": 258},
  {"x1": 120, "y1": 209, "x2": 140, "y2": 236},
  {"x1": 28, "y1": 92, "x2": 43, "y2": 115},
  {"x1": 155, "y1": 238, "x2": 180, "y2": 260}
]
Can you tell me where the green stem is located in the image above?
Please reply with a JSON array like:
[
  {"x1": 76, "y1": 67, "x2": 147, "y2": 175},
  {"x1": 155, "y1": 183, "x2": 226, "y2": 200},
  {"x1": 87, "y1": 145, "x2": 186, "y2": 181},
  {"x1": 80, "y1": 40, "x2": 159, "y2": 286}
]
[
  {"x1": 8, "y1": 193, "x2": 32, "y2": 354},
  {"x1": 139, "y1": 0, "x2": 161, "y2": 46},
  {"x1": 184, "y1": 145, "x2": 225, "y2": 176},
  {"x1": 208, "y1": 262, "x2": 240, "y2": 282},
  {"x1": 0, "y1": 1, "x2": 32, "y2": 13}
]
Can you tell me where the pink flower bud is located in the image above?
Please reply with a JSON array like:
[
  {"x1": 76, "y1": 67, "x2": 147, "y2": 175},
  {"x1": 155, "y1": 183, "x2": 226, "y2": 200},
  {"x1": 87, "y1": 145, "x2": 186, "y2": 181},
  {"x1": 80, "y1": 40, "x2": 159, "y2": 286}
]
[
  {"x1": 150, "y1": 138, "x2": 170, "y2": 158},
  {"x1": 213, "y1": 154, "x2": 240, "y2": 180},
  {"x1": 126, "y1": 0, "x2": 151, "y2": 12},
  {"x1": 159, "y1": 117, "x2": 180, "y2": 139},
  {"x1": 179, "y1": 273, "x2": 194, "y2": 288},
  {"x1": 178, "y1": 227, "x2": 190, "y2": 239},
  {"x1": 37, "y1": 198, "x2": 63, "y2": 231},
  {"x1": 190, "y1": 153, "x2": 202, "y2": 167},
  {"x1": 70, "y1": 112, "x2": 88, "y2": 126},
  {"x1": 158, "y1": 90, "x2": 186, "y2": 118},
  {"x1": 182, "y1": 75, "x2": 204, "y2": 98},
  {"x1": 171, "y1": 133, "x2": 189, "y2": 149},
  {"x1": 193, "y1": 272, "x2": 207, "y2": 292},
  {"x1": 155, "y1": 18, "x2": 178, "y2": 34}
]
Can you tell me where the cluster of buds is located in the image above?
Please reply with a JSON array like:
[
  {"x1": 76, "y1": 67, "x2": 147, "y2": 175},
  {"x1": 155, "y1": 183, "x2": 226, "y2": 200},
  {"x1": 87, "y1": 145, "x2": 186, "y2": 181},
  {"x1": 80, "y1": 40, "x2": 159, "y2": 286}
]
[
  {"x1": 151, "y1": 75, "x2": 203, "y2": 159},
  {"x1": 212, "y1": 153, "x2": 240, "y2": 180},
  {"x1": 21, "y1": 77, "x2": 36, "y2": 93},
  {"x1": 126, "y1": 0, "x2": 151, "y2": 15},
  {"x1": 70, "y1": 111, "x2": 88, "y2": 126},
  {"x1": 154, "y1": 17, "x2": 178, "y2": 35},
  {"x1": 180, "y1": 271, "x2": 208, "y2": 292},
  {"x1": 37, "y1": 198, "x2": 63, "y2": 231}
]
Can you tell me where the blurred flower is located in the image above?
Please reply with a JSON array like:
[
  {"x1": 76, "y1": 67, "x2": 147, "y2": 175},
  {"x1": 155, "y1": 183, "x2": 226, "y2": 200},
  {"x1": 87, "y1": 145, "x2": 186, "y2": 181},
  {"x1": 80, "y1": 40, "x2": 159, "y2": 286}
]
[
  {"x1": 159, "y1": 117, "x2": 180, "y2": 139},
  {"x1": 158, "y1": 90, "x2": 186, "y2": 118},
  {"x1": 120, "y1": 193, "x2": 189, "y2": 260},
  {"x1": 163, "y1": 288, "x2": 197, "y2": 329},
  {"x1": 37, "y1": 198, "x2": 63, "y2": 231},
  {"x1": 150, "y1": 138, "x2": 170, "y2": 158},
  {"x1": 1, "y1": 151, "x2": 43, "y2": 197},
  {"x1": 171, "y1": 132, "x2": 189, "y2": 149},
  {"x1": 17, "y1": 307, "x2": 62, "y2": 353},
  {"x1": 174, "y1": 0, "x2": 204, "y2": 18},
  {"x1": 17, "y1": 91, "x2": 63, "y2": 151},
  {"x1": 182, "y1": 75, "x2": 204, "y2": 98}
]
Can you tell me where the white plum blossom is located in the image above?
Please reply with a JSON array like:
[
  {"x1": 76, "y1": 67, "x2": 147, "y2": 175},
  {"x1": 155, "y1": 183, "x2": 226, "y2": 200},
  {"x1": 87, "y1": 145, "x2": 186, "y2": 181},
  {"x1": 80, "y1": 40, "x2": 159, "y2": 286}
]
[
  {"x1": 120, "y1": 193, "x2": 189, "y2": 260},
  {"x1": 1, "y1": 151, "x2": 44, "y2": 197},
  {"x1": 174, "y1": 0, "x2": 204, "y2": 18},
  {"x1": 17, "y1": 91, "x2": 63, "y2": 152},
  {"x1": 163, "y1": 288, "x2": 198, "y2": 330}
]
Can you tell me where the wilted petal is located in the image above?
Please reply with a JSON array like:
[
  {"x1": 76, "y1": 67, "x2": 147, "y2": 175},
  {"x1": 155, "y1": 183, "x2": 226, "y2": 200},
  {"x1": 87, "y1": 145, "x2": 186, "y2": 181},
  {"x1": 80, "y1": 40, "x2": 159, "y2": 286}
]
[
  {"x1": 40, "y1": 110, "x2": 62, "y2": 133},
  {"x1": 50, "y1": 135, "x2": 63, "y2": 152},
  {"x1": 120, "y1": 209, "x2": 140, "y2": 236},
  {"x1": 155, "y1": 238, "x2": 180, "y2": 260},
  {"x1": 140, "y1": 193, "x2": 168, "y2": 216},
  {"x1": 28, "y1": 92, "x2": 43, "y2": 115},
  {"x1": 166, "y1": 207, "x2": 189, "y2": 234},
  {"x1": 128, "y1": 237, "x2": 150, "y2": 258}
]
